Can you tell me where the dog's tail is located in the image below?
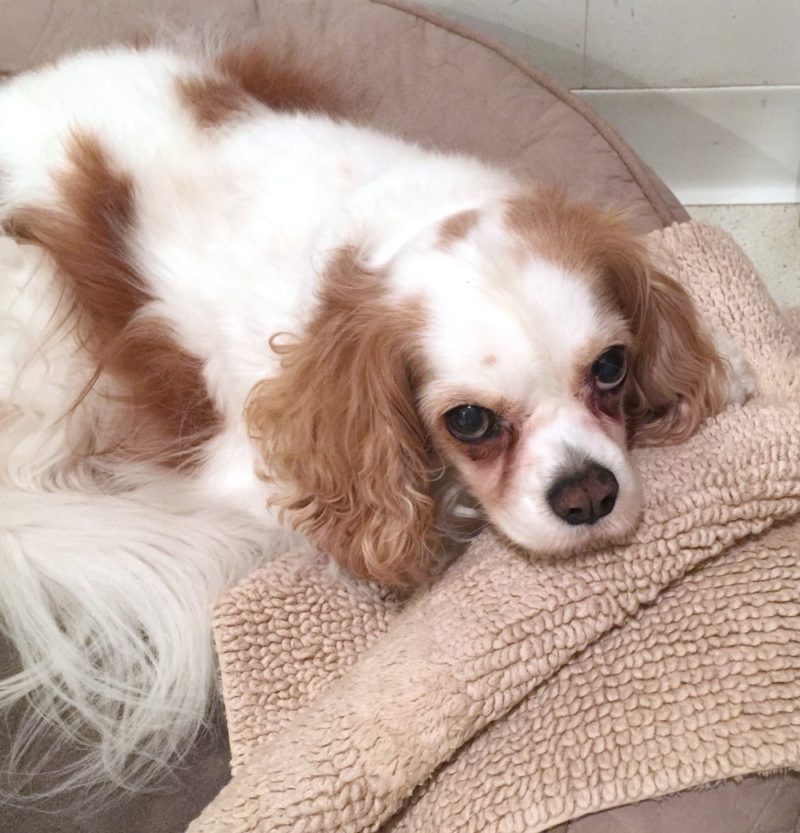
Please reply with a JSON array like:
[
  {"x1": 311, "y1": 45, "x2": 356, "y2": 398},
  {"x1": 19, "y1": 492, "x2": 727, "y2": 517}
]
[
  {"x1": 0, "y1": 408, "x2": 282, "y2": 804},
  {"x1": 0, "y1": 226, "x2": 290, "y2": 804},
  {"x1": 0, "y1": 472, "x2": 273, "y2": 803}
]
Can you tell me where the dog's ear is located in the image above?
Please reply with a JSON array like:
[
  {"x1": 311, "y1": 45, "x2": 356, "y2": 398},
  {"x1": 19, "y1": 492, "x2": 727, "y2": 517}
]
[
  {"x1": 507, "y1": 187, "x2": 729, "y2": 445},
  {"x1": 599, "y1": 233, "x2": 729, "y2": 445},
  {"x1": 245, "y1": 247, "x2": 437, "y2": 586}
]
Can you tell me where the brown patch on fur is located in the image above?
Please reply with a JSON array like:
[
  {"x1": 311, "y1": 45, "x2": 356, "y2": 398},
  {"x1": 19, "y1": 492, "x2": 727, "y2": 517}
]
[
  {"x1": 8, "y1": 131, "x2": 220, "y2": 464},
  {"x1": 245, "y1": 247, "x2": 436, "y2": 587},
  {"x1": 506, "y1": 186, "x2": 623, "y2": 275},
  {"x1": 506, "y1": 186, "x2": 728, "y2": 445},
  {"x1": 217, "y1": 43, "x2": 344, "y2": 116},
  {"x1": 482, "y1": 353, "x2": 497, "y2": 367},
  {"x1": 177, "y1": 75, "x2": 252, "y2": 128},
  {"x1": 178, "y1": 44, "x2": 345, "y2": 130},
  {"x1": 2, "y1": 212, "x2": 34, "y2": 240},
  {"x1": 437, "y1": 209, "x2": 479, "y2": 249}
]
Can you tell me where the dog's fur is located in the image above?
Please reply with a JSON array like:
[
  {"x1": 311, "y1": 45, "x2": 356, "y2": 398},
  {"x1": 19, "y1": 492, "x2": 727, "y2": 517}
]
[{"x1": 0, "y1": 42, "x2": 751, "y2": 800}]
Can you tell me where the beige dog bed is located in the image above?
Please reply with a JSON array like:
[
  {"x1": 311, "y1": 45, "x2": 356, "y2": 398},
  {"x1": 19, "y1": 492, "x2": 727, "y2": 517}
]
[
  {"x1": 1, "y1": 2, "x2": 797, "y2": 832},
  {"x1": 194, "y1": 220, "x2": 800, "y2": 833}
]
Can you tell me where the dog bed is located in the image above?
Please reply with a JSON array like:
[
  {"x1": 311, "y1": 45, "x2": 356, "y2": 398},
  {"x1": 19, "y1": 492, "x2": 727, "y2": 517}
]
[
  {"x1": 0, "y1": 2, "x2": 796, "y2": 832},
  {"x1": 192, "y1": 220, "x2": 800, "y2": 833}
]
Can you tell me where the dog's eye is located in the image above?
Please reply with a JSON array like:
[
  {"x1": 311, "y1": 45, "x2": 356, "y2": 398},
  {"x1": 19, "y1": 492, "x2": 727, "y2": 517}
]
[
  {"x1": 444, "y1": 404, "x2": 498, "y2": 443},
  {"x1": 592, "y1": 345, "x2": 627, "y2": 391}
]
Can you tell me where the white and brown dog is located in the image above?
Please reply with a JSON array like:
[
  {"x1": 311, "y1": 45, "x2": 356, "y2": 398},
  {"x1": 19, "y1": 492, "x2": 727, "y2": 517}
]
[{"x1": 0, "y1": 43, "x2": 749, "y2": 797}]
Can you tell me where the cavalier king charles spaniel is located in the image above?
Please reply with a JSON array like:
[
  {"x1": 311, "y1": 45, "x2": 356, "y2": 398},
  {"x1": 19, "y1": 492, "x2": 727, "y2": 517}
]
[{"x1": 0, "y1": 42, "x2": 751, "y2": 798}]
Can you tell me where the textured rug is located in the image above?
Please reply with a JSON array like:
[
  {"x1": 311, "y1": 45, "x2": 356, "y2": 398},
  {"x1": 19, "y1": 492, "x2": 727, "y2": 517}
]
[{"x1": 189, "y1": 221, "x2": 800, "y2": 833}]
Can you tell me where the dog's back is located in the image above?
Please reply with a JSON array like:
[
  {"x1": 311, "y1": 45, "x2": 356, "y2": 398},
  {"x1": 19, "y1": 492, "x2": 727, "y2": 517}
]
[
  {"x1": 0, "y1": 43, "x2": 317, "y2": 802},
  {"x1": 2, "y1": 39, "x2": 729, "y2": 805},
  {"x1": 0, "y1": 38, "x2": 508, "y2": 801}
]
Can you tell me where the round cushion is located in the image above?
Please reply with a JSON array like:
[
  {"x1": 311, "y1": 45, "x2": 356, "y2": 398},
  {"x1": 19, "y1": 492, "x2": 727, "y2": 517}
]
[{"x1": 0, "y1": 0, "x2": 686, "y2": 232}]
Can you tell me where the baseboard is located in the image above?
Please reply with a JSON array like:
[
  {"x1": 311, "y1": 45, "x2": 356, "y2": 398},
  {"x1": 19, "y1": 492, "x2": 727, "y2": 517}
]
[{"x1": 577, "y1": 86, "x2": 800, "y2": 205}]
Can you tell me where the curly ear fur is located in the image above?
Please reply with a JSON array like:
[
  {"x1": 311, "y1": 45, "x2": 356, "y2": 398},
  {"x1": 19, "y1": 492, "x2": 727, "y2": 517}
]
[
  {"x1": 245, "y1": 248, "x2": 437, "y2": 586},
  {"x1": 617, "y1": 261, "x2": 729, "y2": 444},
  {"x1": 588, "y1": 219, "x2": 730, "y2": 445},
  {"x1": 507, "y1": 187, "x2": 730, "y2": 445}
]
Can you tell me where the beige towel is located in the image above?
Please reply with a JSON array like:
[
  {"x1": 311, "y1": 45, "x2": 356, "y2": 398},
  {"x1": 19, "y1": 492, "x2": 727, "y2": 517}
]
[{"x1": 189, "y1": 221, "x2": 800, "y2": 833}]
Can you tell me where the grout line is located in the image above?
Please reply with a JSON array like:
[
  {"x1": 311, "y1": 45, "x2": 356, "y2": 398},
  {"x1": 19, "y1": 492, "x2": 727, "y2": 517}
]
[
  {"x1": 580, "y1": 0, "x2": 589, "y2": 89},
  {"x1": 577, "y1": 83, "x2": 800, "y2": 94},
  {"x1": 686, "y1": 203, "x2": 799, "y2": 208}
]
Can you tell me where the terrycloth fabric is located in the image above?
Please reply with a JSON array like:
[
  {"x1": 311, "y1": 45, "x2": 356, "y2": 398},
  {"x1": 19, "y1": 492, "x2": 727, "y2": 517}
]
[{"x1": 189, "y1": 221, "x2": 800, "y2": 833}]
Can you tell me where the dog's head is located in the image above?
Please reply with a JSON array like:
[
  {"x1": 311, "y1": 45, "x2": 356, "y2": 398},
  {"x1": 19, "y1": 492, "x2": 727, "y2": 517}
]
[{"x1": 246, "y1": 187, "x2": 729, "y2": 585}]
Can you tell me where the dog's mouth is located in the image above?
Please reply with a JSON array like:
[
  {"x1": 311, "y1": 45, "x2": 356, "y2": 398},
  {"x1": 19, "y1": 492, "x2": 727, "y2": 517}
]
[{"x1": 478, "y1": 462, "x2": 643, "y2": 558}]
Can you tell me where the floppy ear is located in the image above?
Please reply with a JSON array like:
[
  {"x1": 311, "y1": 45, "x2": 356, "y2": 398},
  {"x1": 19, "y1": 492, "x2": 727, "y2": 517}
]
[
  {"x1": 600, "y1": 234, "x2": 729, "y2": 445},
  {"x1": 244, "y1": 248, "x2": 437, "y2": 586},
  {"x1": 508, "y1": 187, "x2": 729, "y2": 445}
]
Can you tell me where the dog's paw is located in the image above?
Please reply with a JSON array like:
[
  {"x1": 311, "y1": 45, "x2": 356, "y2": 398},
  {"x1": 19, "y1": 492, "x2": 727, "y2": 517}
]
[{"x1": 714, "y1": 331, "x2": 758, "y2": 406}]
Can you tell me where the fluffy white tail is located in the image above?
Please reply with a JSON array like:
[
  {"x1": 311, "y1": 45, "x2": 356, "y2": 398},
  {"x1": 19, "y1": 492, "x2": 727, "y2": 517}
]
[
  {"x1": 0, "y1": 409, "x2": 286, "y2": 803},
  {"x1": 0, "y1": 232, "x2": 289, "y2": 803},
  {"x1": 0, "y1": 478, "x2": 276, "y2": 802}
]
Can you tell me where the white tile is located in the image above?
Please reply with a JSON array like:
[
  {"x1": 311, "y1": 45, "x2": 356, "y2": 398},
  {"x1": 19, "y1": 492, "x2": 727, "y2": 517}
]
[
  {"x1": 416, "y1": 0, "x2": 587, "y2": 88},
  {"x1": 584, "y1": 0, "x2": 800, "y2": 89},
  {"x1": 579, "y1": 86, "x2": 800, "y2": 205},
  {"x1": 687, "y1": 204, "x2": 800, "y2": 308}
]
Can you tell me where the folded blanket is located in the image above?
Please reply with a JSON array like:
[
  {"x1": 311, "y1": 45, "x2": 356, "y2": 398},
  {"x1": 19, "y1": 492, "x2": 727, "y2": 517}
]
[{"x1": 189, "y1": 221, "x2": 800, "y2": 833}]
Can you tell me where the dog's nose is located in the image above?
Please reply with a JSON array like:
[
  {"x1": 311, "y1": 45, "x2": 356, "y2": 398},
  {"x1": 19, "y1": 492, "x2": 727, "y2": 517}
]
[{"x1": 547, "y1": 463, "x2": 618, "y2": 526}]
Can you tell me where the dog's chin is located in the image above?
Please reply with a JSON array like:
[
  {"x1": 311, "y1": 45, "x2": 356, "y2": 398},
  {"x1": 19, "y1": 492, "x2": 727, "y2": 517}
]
[
  {"x1": 488, "y1": 492, "x2": 644, "y2": 561},
  {"x1": 500, "y1": 520, "x2": 640, "y2": 564}
]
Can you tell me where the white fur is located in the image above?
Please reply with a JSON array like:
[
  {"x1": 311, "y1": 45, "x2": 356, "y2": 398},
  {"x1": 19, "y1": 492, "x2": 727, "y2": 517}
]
[
  {"x1": 713, "y1": 331, "x2": 759, "y2": 406},
  {"x1": 0, "y1": 43, "x2": 747, "y2": 800},
  {"x1": 391, "y1": 210, "x2": 641, "y2": 552},
  {"x1": 0, "y1": 233, "x2": 304, "y2": 799}
]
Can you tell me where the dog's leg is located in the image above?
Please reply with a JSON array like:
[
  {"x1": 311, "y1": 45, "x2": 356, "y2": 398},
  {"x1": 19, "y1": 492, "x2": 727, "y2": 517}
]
[{"x1": 712, "y1": 331, "x2": 759, "y2": 406}]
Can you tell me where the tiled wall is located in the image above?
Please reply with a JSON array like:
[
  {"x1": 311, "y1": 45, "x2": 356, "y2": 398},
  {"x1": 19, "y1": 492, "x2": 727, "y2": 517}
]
[{"x1": 419, "y1": 0, "x2": 800, "y2": 204}]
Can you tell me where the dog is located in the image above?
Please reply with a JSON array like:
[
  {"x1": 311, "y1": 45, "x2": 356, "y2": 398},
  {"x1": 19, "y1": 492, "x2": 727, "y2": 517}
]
[{"x1": 0, "y1": 41, "x2": 751, "y2": 800}]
